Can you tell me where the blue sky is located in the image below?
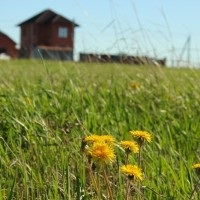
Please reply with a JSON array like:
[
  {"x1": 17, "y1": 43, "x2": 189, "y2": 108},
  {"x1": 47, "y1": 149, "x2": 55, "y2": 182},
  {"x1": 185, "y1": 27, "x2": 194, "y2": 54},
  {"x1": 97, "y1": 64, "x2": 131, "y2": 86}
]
[{"x1": 1, "y1": 0, "x2": 200, "y2": 66}]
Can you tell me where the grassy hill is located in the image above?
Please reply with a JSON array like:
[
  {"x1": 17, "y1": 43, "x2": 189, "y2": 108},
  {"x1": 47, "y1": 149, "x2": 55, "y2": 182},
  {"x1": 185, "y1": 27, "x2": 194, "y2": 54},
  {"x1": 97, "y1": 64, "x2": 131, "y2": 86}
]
[{"x1": 0, "y1": 59, "x2": 200, "y2": 199}]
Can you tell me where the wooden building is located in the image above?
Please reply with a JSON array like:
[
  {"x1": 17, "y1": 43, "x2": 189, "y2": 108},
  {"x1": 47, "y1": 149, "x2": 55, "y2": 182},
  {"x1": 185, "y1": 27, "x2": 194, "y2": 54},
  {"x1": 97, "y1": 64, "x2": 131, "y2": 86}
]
[
  {"x1": 17, "y1": 9, "x2": 79, "y2": 60},
  {"x1": 0, "y1": 31, "x2": 18, "y2": 58},
  {"x1": 79, "y1": 53, "x2": 166, "y2": 66}
]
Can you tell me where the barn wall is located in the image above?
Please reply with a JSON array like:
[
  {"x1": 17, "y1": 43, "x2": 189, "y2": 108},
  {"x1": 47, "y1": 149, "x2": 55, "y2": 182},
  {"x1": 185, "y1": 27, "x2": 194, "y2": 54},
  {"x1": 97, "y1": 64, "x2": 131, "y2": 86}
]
[
  {"x1": 20, "y1": 24, "x2": 36, "y2": 57},
  {"x1": 49, "y1": 22, "x2": 74, "y2": 48},
  {"x1": 37, "y1": 24, "x2": 51, "y2": 45},
  {"x1": 20, "y1": 22, "x2": 75, "y2": 59},
  {"x1": 0, "y1": 35, "x2": 18, "y2": 58}
]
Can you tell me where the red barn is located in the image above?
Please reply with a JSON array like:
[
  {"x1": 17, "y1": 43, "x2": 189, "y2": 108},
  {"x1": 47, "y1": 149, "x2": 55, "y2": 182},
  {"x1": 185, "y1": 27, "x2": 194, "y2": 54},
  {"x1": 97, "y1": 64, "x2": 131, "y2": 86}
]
[
  {"x1": 18, "y1": 9, "x2": 79, "y2": 60},
  {"x1": 0, "y1": 31, "x2": 18, "y2": 58}
]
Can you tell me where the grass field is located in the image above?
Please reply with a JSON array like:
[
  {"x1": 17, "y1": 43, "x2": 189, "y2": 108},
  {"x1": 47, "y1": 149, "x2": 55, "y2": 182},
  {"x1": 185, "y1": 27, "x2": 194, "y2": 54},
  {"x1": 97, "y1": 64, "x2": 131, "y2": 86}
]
[{"x1": 0, "y1": 59, "x2": 200, "y2": 199}]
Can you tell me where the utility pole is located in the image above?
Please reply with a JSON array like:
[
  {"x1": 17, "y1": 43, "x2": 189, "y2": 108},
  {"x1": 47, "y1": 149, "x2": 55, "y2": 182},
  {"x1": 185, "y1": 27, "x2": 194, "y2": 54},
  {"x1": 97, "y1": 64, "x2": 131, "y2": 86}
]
[
  {"x1": 177, "y1": 35, "x2": 191, "y2": 67},
  {"x1": 187, "y1": 35, "x2": 191, "y2": 67}
]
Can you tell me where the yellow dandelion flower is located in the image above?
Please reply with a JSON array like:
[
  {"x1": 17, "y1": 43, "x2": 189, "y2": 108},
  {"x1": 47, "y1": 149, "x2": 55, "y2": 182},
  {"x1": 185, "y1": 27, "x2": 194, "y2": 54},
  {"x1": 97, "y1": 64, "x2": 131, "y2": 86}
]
[
  {"x1": 121, "y1": 164, "x2": 143, "y2": 181},
  {"x1": 192, "y1": 164, "x2": 200, "y2": 169},
  {"x1": 83, "y1": 134, "x2": 115, "y2": 144},
  {"x1": 130, "y1": 82, "x2": 139, "y2": 89},
  {"x1": 192, "y1": 163, "x2": 200, "y2": 176},
  {"x1": 120, "y1": 141, "x2": 139, "y2": 154},
  {"x1": 87, "y1": 142, "x2": 115, "y2": 164},
  {"x1": 83, "y1": 134, "x2": 102, "y2": 143},
  {"x1": 82, "y1": 135, "x2": 102, "y2": 152},
  {"x1": 100, "y1": 135, "x2": 116, "y2": 144},
  {"x1": 130, "y1": 130, "x2": 152, "y2": 144}
]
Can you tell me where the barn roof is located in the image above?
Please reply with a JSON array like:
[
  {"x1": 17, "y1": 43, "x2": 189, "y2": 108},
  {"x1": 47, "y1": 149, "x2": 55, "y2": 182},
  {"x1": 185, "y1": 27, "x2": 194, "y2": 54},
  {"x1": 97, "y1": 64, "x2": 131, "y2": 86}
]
[
  {"x1": 0, "y1": 31, "x2": 16, "y2": 44},
  {"x1": 17, "y1": 9, "x2": 79, "y2": 27}
]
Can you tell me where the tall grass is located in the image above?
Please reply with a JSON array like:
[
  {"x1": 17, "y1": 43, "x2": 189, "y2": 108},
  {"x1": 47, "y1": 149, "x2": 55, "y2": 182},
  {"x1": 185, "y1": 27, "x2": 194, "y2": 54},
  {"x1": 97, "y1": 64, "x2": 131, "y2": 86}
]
[{"x1": 0, "y1": 59, "x2": 200, "y2": 199}]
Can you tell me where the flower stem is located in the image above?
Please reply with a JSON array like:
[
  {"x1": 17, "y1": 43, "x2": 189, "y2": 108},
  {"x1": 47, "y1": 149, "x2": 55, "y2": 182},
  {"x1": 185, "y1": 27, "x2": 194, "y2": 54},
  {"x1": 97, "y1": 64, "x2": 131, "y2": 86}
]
[
  {"x1": 138, "y1": 145, "x2": 142, "y2": 168},
  {"x1": 125, "y1": 152, "x2": 129, "y2": 165},
  {"x1": 84, "y1": 154, "x2": 101, "y2": 200},
  {"x1": 125, "y1": 179, "x2": 130, "y2": 200},
  {"x1": 138, "y1": 145, "x2": 143, "y2": 200},
  {"x1": 102, "y1": 166, "x2": 113, "y2": 200}
]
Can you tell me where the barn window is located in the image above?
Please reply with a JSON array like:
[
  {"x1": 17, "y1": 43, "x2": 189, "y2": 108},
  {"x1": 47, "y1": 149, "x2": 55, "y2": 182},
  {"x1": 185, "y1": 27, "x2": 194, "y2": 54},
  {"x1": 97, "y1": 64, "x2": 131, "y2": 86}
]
[{"x1": 58, "y1": 27, "x2": 68, "y2": 38}]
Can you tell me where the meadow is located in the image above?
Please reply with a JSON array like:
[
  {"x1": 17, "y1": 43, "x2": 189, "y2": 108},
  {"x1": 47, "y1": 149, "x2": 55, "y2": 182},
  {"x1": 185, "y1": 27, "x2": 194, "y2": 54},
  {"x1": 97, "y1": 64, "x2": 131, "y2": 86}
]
[{"x1": 0, "y1": 59, "x2": 200, "y2": 199}]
